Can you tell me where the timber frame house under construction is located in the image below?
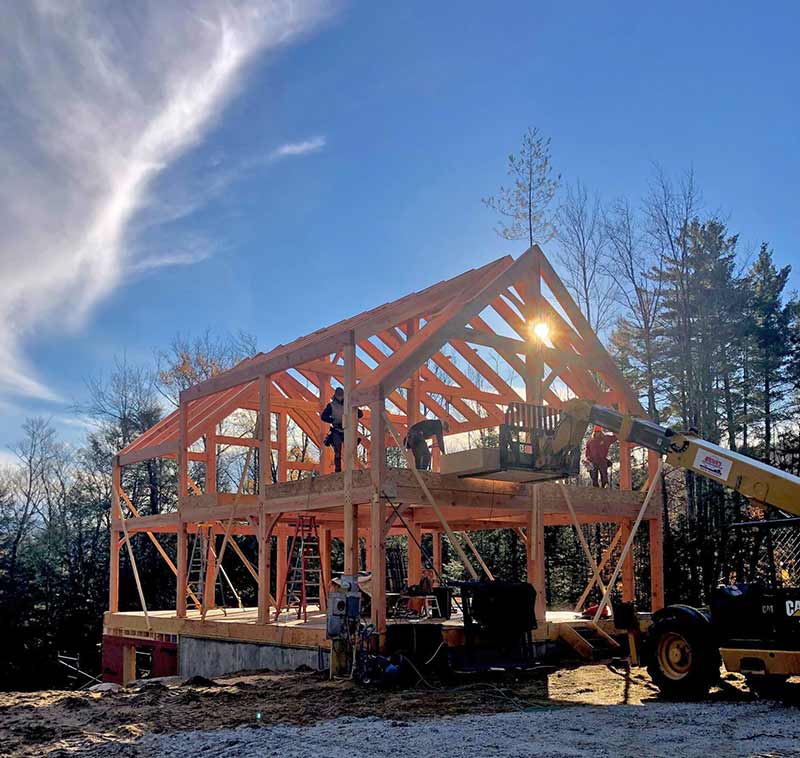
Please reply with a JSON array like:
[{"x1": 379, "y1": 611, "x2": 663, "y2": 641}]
[{"x1": 102, "y1": 245, "x2": 663, "y2": 683}]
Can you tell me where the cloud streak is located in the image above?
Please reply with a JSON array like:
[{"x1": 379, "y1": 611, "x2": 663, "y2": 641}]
[
  {"x1": 271, "y1": 135, "x2": 327, "y2": 158},
  {"x1": 0, "y1": 0, "x2": 330, "y2": 402}
]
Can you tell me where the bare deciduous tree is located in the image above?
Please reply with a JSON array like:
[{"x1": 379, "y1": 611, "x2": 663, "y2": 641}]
[
  {"x1": 483, "y1": 127, "x2": 560, "y2": 246},
  {"x1": 555, "y1": 180, "x2": 615, "y2": 334}
]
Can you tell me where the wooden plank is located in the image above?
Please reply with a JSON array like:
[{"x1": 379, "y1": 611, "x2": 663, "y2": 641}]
[
  {"x1": 370, "y1": 397, "x2": 387, "y2": 635},
  {"x1": 527, "y1": 485, "x2": 546, "y2": 623},
  {"x1": 649, "y1": 515, "x2": 665, "y2": 611},
  {"x1": 109, "y1": 461, "x2": 121, "y2": 613},
  {"x1": 176, "y1": 523, "x2": 188, "y2": 618},
  {"x1": 258, "y1": 375, "x2": 272, "y2": 493},
  {"x1": 343, "y1": 336, "x2": 359, "y2": 575},
  {"x1": 559, "y1": 623, "x2": 593, "y2": 660}
]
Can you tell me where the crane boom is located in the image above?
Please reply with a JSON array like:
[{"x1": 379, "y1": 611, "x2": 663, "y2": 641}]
[{"x1": 548, "y1": 399, "x2": 800, "y2": 516}]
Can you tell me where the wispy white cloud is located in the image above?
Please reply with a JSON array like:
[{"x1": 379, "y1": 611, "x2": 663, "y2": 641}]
[
  {"x1": 0, "y1": 0, "x2": 331, "y2": 402},
  {"x1": 270, "y1": 135, "x2": 327, "y2": 158}
]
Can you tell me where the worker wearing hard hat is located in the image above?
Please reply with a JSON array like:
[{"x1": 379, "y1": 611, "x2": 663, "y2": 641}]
[{"x1": 585, "y1": 426, "x2": 617, "y2": 488}]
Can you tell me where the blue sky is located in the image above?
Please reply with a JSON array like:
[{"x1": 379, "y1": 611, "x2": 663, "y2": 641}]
[{"x1": 1, "y1": 1, "x2": 798, "y2": 457}]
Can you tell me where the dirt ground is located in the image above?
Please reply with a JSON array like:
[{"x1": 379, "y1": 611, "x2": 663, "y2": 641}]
[{"x1": 2, "y1": 664, "x2": 797, "y2": 757}]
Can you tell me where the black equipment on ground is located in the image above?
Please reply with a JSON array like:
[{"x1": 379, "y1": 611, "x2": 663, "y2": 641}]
[{"x1": 450, "y1": 581, "x2": 538, "y2": 671}]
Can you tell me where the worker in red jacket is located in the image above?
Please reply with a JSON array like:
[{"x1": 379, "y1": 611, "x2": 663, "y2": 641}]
[{"x1": 585, "y1": 425, "x2": 617, "y2": 488}]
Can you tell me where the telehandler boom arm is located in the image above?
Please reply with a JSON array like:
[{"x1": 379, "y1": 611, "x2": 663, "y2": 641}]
[{"x1": 550, "y1": 399, "x2": 800, "y2": 516}]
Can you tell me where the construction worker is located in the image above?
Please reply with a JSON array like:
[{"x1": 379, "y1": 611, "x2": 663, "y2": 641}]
[
  {"x1": 585, "y1": 425, "x2": 617, "y2": 488},
  {"x1": 320, "y1": 387, "x2": 362, "y2": 472},
  {"x1": 405, "y1": 418, "x2": 449, "y2": 470}
]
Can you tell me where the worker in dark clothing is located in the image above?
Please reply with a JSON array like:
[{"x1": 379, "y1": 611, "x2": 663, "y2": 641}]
[
  {"x1": 320, "y1": 387, "x2": 363, "y2": 472},
  {"x1": 405, "y1": 418, "x2": 449, "y2": 470},
  {"x1": 585, "y1": 425, "x2": 617, "y2": 488}
]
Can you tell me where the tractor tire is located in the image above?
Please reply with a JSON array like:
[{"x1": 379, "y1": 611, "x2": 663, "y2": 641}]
[
  {"x1": 745, "y1": 674, "x2": 789, "y2": 699},
  {"x1": 646, "y1": 616, "x2": 720, "y2": 700}
]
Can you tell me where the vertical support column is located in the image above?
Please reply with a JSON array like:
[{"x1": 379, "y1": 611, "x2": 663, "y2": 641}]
[
  {"x1": 206, "y1": 427, "x2": 217, "y2": 494},
  {"x1": 621, "y1": 519, "x2": 635, "y2": 603},
  {"x1": 406, "y1": 318, "x2": 419, "y2": 428},
  {"x1": 526, "y1": 485, "x2": 546, "y2": 624},
  {"x1": 176, "y1": 522, "x2": 188, "y2": 618},
  {"x1": 318, "y1": 373, "x2": 332, "y2": 474},
  {"x1": 619, "y1": 441, "x2": 632, "y2": 491},
  {"x1": 257, "y1": 511, "x2": 272, "y2": 623},
  {"x1": 204, "y1": 530, "x2": 217, "y2": 610},
  {"x1": 363, "y1": 533, "x2": 372, "y2": 571},
  {"x1": 176, "y1": 400, "x2": 189, "y2": 618},
  {"x1": 277, "y1": 411, "x2": 287, "y2": 482},
  {"x1": 370, "y1": 397, "x2": 387, "y2": 638},
  {"x1": 646, "y1": 449, "x2": 661, "y2": 489},
  {"x1": 343, "y1": 334, "x2": 359, "y2": 575},
  {"x1": 258, "y1": 375, "x2": 272, "y2": 494},
  {"x1": 319, "y1": 528, "x2": 331, "y2": 611},
  {"x1": 649, "y1": 516, "x2": 665, "y2": 611},
  {"x1": 109, "y1": 458, "x2": 121, "y2": 613},
  {"x1": 522, "y1": 259, "x2": 543, "y2": 404},
  {"x1": 177, "y1": 399, "x2": 188, "y2": 500},
  {"x1": 431, "y1": 445, "x2": 441, "y2": 473},
  {"x1": 432, "y1": 531, "x2": 442, "y2": 578},
  {"x1": 407, "y1": 517, "x2": 422, "y2": 586},
  {"x1": 276, "y1": 529, "x2": 287, "y2": 600}
]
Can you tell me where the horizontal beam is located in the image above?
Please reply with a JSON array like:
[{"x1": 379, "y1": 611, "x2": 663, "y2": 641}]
[{"x1": 182, "y1": 332, "x2": 353, "y2": 403}]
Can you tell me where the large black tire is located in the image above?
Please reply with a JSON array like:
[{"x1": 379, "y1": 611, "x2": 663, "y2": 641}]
[
  {"x1": 646, "y1": 616, "x2": 720, "y2": 700},
  {"x1": 745, "y1": 674, "x2": 789, "y2": 699}
]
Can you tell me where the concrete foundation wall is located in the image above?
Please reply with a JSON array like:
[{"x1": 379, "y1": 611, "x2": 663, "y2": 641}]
[{"x1": 179, "y1": 636, "x2": 329, "y2": 679}]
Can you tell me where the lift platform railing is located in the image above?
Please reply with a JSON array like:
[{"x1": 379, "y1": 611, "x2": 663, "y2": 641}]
[{"x1": 499, "y1": 402, "x2": 580, "y2": 477}]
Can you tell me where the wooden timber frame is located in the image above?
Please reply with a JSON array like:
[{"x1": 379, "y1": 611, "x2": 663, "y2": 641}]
[{"x1": 107, "y1": 245, "x2": 664, "y2": 654}]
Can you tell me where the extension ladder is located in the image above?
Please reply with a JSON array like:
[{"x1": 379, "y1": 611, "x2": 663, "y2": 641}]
[
  {"x1": 274, "y1": 516, "x2": 327, "y2": 622},
  {"x1": 187, "y1": 523, "x2": 242, "y2": 614}
]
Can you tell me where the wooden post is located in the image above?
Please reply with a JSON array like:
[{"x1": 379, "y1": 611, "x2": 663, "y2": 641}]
[
  {"x1": 206, "y1": 426, "x2": 217, "y2": 494},
  {"x1": 276, "y1": 529, "x2": 287, "y2": 599},
  {"x1": 649, "y1": 515, "x2": 665, "y2": 611},
  {"x1": 621, "y1": 519, "x2": 635, "y2": 603},
  {"x1": 646, "y1": 449, "x2": 661, "y2": 489},
  {"x1": 407, "y1": 517, "x2": 422, "y2": 586},
  {"x1": 370, "y1": 397, "x2": 387, "y2": 637},
  {"x1": 204, "y1": 531, "x2": 216, "y2": 610},
  {"x1": 178, "y1": 399, "x2": 188, "y2": 500},
  {"x1": 258, "y1": 374, "x2": 272, "y2": 493},
  {"x1": 526, "y1": 485, "x2": 546, "y2": 624},
  {"x1": 277, "y1": 411, "x2": 287, "y2": 482},
  {"x1": 432, "y1": 531, "x2": 442, "y2": 577},
  {"x1": 363, "y1": 533, "x2": 372, "y2": 571},
  {"x1": 619, "y1": 441, "x2": 632, "y2": 490},
  {"x1": 522, "y1": 259, "x2": 543, "y2": 404},
  {"x1": 319, "y1": 528, "x2": 331, "y2": 611},
  {"x1": 257, "y1": 510, "x2": 272, "y2": 623},
  {"x1": 109, "y1": 459, "x2": 121, "y2": 613},
  {"x1": 406, "y1": 319, "x2": 419, "y2": 428},
  {"x1": 318, "y1": 373, "x2": 332, "y2": 474},
  {"x1": 176, "y1": 522, "x2": 188, "y2": 618},
  {"x1": 343, "y1": 336, "x2": 359, "y2": 575}
]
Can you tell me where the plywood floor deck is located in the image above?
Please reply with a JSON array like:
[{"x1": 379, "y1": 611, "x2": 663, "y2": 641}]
[{"x1": 104, "y1": 606, "x2": 625, "y2": 649}]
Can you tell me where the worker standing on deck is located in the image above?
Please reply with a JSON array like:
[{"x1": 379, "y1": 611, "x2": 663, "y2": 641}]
[
  {"x1": 405, "y1": 418, "x2": 449, "y2": 470},
  {"x1": 321, "y1": 387, "x2": 363, "y2": 472},
  {"x1": 585, "y1": 425, "x2": 617, "y2": 488}
]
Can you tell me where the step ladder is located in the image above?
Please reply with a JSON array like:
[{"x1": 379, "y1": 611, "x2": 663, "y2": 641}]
[
  {"x1": 274, "y1": 516, "x2": 327, "y2": 622},
  {"x1": 187, "y1": 523, "x2": 243, "y2": 614}
]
